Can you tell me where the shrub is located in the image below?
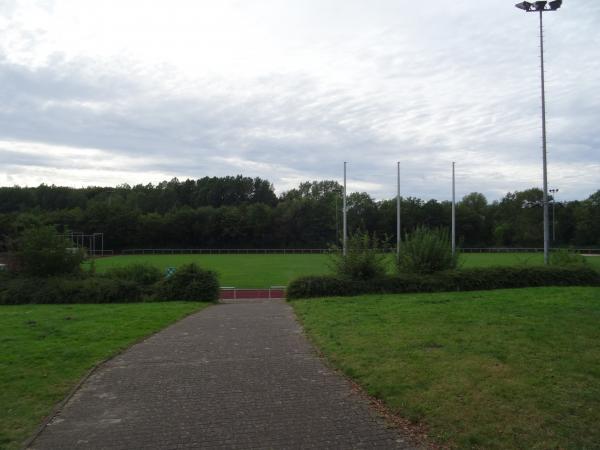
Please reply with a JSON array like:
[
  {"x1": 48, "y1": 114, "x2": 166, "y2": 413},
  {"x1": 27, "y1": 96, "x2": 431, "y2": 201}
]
[
  {"x1": 329, "y1": 232, "x2": 388, "y2": 280},
  {"x1": 287, "y1": 266, "x2": 600, "y2": 300},
  {"x1": 14, "y1": 226, "x2": 83, "y2": 276},
  {"x1": 549, "y1": 249, "x2": 588, "y2": 268},
  {"x1": 398, "y1": 227, "x2": 458, "y2": 274},
  {"x1": 397, "y1": 226, "x2": 459, "y2": 274},
  {"x1": 154, "y1": 263, "x2": 219, "y2": 302},
  {"x1": 103, "y1": 263, "x2": 163, "y2": 286},
  {"x1": 0, "y1": 276, "x2": 144, "y2": 305}
]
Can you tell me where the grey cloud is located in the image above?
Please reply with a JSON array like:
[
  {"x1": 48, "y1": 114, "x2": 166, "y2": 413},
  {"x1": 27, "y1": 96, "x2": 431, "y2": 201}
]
[{"x1": 0, "y1": 0, "x2": 598, "y2": 201}]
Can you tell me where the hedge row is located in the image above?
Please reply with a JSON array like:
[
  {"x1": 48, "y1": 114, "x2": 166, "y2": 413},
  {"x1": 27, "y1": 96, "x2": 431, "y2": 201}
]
[
  {"x1": 0, "y1": 277, "x2": 143, "y2": 304},
  {"x1": 287, "y1": 266, "x2": 600, "y2": 300},
  {"x1": 0, "y1": 263, "x2": 220, "y2": 305}
]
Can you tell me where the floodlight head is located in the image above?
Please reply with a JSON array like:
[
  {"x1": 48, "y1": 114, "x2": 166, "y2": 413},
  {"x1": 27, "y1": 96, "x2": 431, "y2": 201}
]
[
  {"x1": 534, "y1": 1, "x2": 548, "y2": 10},
  {"x1": 515, "y1": 1, "x2": 533, "y2": 11},
  {"x1": 549, "y1": 0, "x2": 562, "y2": 10}
]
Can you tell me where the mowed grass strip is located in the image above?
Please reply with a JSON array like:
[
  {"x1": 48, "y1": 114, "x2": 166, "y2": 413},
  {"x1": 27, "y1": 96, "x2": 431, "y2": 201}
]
[
  {"x1": 0, "y1": 302, "x2": 209, "y2": 450},
  {"x1": 292, "y1": 287, "x2": 600, "y2": 449},
  {"x1": 92, "y1": 253, "x2": 600, "y2": 287}
]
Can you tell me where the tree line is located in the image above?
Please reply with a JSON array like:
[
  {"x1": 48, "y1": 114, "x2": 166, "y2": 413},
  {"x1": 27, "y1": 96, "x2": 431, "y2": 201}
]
[{"x1": 0, "y1": 176, "x2": 598, "y2": 251}]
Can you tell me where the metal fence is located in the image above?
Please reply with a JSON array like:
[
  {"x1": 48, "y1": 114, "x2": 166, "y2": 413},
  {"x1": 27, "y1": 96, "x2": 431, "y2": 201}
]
[
  {"x1": 220, "y1": 286, "x2": 286, "y2": 300},
  {"x1": 120, "y1": 247, "x2": 600, "y2": 255},
  {"x1": 89, "y1": 250, "x2": 115, "y2": 256},
  {"x1": 122, "y1": 248, "x2": 335, "y2": 255},
  {"x1": 461, "y1": 248, "x2": 600, "y2": 254}
]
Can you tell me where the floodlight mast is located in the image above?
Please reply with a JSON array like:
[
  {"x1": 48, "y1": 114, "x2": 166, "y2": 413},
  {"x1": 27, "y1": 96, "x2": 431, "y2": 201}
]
[{"x1": 514, "y1": 0, "x2": 562, "y2": 265}]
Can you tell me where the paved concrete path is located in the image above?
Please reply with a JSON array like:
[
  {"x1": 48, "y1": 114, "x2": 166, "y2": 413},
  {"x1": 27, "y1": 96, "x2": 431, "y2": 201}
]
[{"x1": 31, "y1": 300, "x2": 416, "y2": 449}]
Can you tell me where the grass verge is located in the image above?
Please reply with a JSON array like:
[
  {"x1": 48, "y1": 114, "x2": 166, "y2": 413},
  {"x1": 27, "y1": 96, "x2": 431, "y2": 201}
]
[
  {"x1": 292, "y1": 287, "x2": 600, "y2": 449},
  {"x1": 0, "y1": 302, "x2": 208, "y2": 450}
]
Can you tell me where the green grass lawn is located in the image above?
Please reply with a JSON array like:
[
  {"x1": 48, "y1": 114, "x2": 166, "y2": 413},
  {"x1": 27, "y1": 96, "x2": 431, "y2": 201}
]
[
  {"x1": 91, "y1": 253, "x2": 600, "y2": 287},
  {"x1": 292, "y1": 287, "x2": 600, "y2": 449},
  {"x1": 0, "y1": 302, "x2": 209, "y2": 450},
  {"x1": 92, "y1": 254, "x2": 332, "y2": 288}
]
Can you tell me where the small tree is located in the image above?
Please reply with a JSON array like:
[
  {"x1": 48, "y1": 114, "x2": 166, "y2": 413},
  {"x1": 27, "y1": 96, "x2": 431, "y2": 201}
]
[
  {"x1": 397, "y1": 226, "x2": 459, "y2": 274},
  {"x1": 329, "y1": 232, "x2": 388, "y2": 280},
  {"x1": 16, "y1": 226, "x2": 83, "y2": 276}
]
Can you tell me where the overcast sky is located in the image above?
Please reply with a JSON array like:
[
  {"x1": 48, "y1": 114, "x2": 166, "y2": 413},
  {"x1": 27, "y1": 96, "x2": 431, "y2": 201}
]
[{"x1": 0, "y1": 0, "x2": 598, "y2": 201}]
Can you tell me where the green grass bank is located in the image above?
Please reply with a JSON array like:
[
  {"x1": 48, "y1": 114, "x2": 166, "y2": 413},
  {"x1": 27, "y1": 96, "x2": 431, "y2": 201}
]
[
  {"x1": 0, "y1": 302, "x2": 209, "y2": 450},
  {"x1": 292, "y1": 287, "x2": 600, "y2": 449}
]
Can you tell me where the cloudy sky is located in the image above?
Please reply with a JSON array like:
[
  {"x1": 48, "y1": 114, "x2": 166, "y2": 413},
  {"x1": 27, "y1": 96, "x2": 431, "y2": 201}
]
[{"x1": 0, "y1": 0, "x2": 598, "y2": 201}]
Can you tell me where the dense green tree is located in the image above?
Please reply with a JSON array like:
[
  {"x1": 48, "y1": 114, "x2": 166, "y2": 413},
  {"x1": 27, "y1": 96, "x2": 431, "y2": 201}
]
[
  {"x1": 457, "y1": 193, "x2": 492, "y2": 246},
  {"x1": 0, "y1": 178, "x2": 597, "y2": 250},
  {"x1": 573, "y1": 190, "x2": 600, "y2": 246},
  {"x1": 16, "y1": 226, "x2": 83, "y2": 276}
]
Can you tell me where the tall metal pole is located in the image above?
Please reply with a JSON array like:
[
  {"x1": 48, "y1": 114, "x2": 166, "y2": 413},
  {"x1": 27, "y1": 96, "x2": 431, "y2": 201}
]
[
  {"x1": 552, "y1": 199, "x2": 556, "y2": 242},
  {"x1": 515, "y1": 1, "x2": 561, "y2": 262},
  {"x1": 343, "y1": 161, "x2": 347, "y2": 256},
  {"x1": 539, "y1": 10, "x2": 550, "y2": 264},
  {"x1": 451, "y1": 162, "x2": 456, "y2": 256},
  {"x1": 550, "y1": 188, "x2": 559, "y2": 242},
  {"x1": 396, "y1": 162, "x2": 401, "y2": 259},
  {"x1": 335, "y1": 196, "x2": 339, "y2": 243}
]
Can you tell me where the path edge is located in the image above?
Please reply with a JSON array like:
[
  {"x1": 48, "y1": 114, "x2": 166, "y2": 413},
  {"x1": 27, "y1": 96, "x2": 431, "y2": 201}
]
[
  {"x1": 20, "y1": 303, "x2": 214, "y2": 450},
  {"x1": 288, "y1": 300, "x2": 443, "y2": 450}
]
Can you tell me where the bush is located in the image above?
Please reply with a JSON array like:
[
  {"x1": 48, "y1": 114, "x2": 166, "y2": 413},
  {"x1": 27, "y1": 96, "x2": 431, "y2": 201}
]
[
  {"x1": 0, "y1": 263, "x2": 220, "y2": 305},
  {"x1": 329, "y1": 232, "x2": 388, "y2": 280},
  {"x1": 0, "y1": 276, "x2": 144, "y2": 305},
  {"x1": 550, "y1": 249, "x2": 588, "y2": 268},
  {"x1": 397, "y1": 226, "x2": 459, "y2": 274},
  {"x1": 154, "y1": 263, "x2": 219, "y2": 302},
  {"x1": 103, "y1": 263, "x2": 163, "y2": 286},
  {"x1": 14, "y1": 226, "x2": 83, "y2": 276},
  {"x1": 287, "y1": 266, "x2": 600, "y2": 300}
]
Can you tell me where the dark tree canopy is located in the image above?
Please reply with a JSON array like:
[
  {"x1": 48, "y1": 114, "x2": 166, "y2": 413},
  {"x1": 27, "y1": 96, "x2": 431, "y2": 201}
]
[{"x1": 0, "y1": 178, "x2": 598, "y2": 251}]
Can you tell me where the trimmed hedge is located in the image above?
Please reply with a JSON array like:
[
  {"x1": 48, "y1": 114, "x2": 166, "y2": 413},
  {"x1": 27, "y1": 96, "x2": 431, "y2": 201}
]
[
  {"x1": 0, "y1": 276, "x2": 143, "y2": 305},
  {"x1": 102, "y1": 263, "x2": 163, "y2": 286},
  {"x1": 0, "y1": 263, "x2": 221, "y2": 304},
  {"x1": 286, "y1": 266, "x2": 600, "y2": 300}
]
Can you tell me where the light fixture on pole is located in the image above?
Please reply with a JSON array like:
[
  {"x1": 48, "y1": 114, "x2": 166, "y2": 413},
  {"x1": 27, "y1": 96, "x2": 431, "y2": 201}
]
[{"x1": 514, "y1": 0, "x2": 562, "y2": 265}]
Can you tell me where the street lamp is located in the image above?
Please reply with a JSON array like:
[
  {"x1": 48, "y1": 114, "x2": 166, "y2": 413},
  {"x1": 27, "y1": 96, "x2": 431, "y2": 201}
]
[
  {"x1": 549, "y1": 188, "x2": 559, "y2": 242},
  {"x1": 514, "y1": 0, "x2": 563, "y2": 265}
]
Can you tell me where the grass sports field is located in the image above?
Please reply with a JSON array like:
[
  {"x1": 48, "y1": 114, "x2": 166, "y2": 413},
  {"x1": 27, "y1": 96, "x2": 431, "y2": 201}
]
[
  {"x1": 92, "y1": 253, "x2": 600, "y2": 287},
  {"x1": 292, "y1": 287, "x2": 600, "y2": 449},
  {"x1": 0, "y1": 302, "x2": 209, "y2": 450}
]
